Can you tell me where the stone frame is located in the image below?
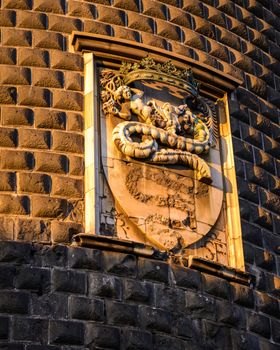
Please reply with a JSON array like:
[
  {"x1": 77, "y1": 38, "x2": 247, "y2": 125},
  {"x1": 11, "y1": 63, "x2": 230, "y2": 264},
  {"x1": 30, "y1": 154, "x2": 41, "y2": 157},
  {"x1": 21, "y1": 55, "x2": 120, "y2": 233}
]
[{"x1": 72, "y1": 33, "x2": 245, "y2": 271}]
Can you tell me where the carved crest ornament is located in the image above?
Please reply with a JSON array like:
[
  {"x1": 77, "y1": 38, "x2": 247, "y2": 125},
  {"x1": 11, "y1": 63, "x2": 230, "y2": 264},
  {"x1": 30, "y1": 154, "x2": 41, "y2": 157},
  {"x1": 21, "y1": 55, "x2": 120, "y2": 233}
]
[{"x1": 99, "y1": 57, "x2": 227, "y2": 262}]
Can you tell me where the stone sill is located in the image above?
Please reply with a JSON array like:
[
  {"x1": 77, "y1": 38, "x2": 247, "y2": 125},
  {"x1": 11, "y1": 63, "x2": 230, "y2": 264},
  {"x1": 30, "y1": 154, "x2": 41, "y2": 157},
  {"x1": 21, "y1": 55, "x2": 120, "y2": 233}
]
[{"x1": 72, "y1": 233, "x2": 253, "y2": 286}]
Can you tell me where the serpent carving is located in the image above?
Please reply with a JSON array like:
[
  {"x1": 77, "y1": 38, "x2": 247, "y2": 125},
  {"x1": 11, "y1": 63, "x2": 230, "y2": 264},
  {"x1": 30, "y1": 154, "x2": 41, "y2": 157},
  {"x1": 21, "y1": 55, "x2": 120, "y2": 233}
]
[{"x1": 100, "y1": 58, "x2": 216, "y2": 182}]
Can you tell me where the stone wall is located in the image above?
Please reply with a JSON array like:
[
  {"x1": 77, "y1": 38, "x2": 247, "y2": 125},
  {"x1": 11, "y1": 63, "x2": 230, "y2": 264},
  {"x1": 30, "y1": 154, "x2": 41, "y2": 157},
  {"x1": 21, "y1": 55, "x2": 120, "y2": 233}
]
[
  {"x1": 0, "y1": 0, "x2": 280, "y2": 348},
  {"x1": 0, "y1": 240, "x2": 279, "y2": 349}
]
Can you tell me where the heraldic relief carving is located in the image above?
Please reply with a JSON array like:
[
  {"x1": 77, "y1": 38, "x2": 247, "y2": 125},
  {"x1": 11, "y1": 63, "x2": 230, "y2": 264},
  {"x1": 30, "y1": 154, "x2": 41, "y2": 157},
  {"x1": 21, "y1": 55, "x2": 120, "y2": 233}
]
[{"x1": 99, "y1": 57, "x2": 228, "y2": 265}]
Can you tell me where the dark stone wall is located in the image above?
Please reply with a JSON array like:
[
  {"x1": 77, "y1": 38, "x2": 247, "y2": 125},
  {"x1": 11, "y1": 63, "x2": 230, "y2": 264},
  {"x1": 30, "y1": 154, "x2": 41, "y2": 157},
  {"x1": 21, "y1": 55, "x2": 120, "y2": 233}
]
[
  {"x1": 0, "y1": 0, "x2": 280, "y2": 348},
  {"x1": 0, "y1": 240, "x2": 279, "y2": 349}
]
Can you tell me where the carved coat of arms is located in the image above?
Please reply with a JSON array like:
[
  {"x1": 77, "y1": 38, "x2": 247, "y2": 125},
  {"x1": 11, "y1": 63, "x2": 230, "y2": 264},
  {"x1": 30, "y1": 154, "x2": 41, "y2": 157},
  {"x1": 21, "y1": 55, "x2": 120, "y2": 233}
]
[{"x1": 99, "y1": 57, "x2": 226, "y2": 260}]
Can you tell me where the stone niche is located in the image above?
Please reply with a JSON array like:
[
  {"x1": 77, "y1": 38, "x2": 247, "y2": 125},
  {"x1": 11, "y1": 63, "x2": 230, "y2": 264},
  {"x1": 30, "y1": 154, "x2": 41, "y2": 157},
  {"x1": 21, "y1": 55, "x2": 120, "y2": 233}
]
[{"x1": 72, "y1": 33, "x2": 244, "y2": 271}]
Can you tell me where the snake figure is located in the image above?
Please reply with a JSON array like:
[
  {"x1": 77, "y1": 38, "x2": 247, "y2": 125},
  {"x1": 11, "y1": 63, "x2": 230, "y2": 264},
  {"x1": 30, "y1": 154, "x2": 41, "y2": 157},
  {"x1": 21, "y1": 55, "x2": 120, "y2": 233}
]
[{"x1": 100, "y1": 63, "x2": 215, "y2": 182}]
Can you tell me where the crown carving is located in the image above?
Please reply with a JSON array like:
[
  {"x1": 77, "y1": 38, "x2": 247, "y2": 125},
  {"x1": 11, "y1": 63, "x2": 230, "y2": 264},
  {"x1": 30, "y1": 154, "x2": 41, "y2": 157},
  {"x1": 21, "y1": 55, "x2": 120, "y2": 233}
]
[{"x1": 118, "y1": 57, "x2": 199, "y2": 97}]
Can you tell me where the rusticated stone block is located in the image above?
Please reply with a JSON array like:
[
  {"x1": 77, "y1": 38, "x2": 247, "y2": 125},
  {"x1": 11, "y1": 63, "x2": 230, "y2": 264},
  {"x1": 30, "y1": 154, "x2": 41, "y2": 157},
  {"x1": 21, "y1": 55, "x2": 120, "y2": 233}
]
[
  {"x1": 216, "y1": 0, "x2": 236, "y2": 16},
  {"x1": 102, "y1": 251, "x2": 137, "y2": 277},
  {"x1": 49, "y1": 320, "x2": 84, "y2": 345},
  {"x1": 153, "y1": 334, "x2": 187, "y2": 350},
  {"x1": 68, "y1": 246, "x2": 101, "y2": 270},
  {"x1": 112, "y1": 26, "x2": 140, "y2": 42},
  {"x1": 259, "y1": 100, "x2": 279, "y2": 123},
  {"x1": 2, "y1": 0, "x2": 32, "y2": 9},
  {"x1": 142, "y1": 0, "x2": 167, "y2": 19},
  {"x1": 64, "y1": 72, "x2": 83, "y2": 92},
  {"x1": 51, "y1": 221, "x2": 82, "y2": 243},
  {"x1": 138, "y1": 258, "x2": 169, "y2": 283},
  {"x1": 171, "y1": 264, "x2": 201, "y2": 290},
  {"x1": 32, "y1": 68, "x2": 63, "y2": 88},
  {"x1": 17, "y1": 11, "x2": 46, "y2": 29},
  {"x1": 260, "y1": 187, "x2": 280, "y2": 214},
  {"x1": 231, "y1": 282, "x2": 254, "y2": 308},
  {"x1": 96, "y1": 4, "x2": 125, "y2": 25},
  {"x1": 123, "y1": 279, "x2": 152, "y2": 303},
  {"x1": 236, "y1": 87, "x2": 260, "y2": 112},
  {"x1": 0, "y1": 171, "x2": 16, "y2": 192},
  {"x1": 263, "y1": 134, "x2": 280, "y2": 158},
  {"x1": 250, "y1": 206, "x2": 272, "y2": 229},
  {"x1": 255, "y1": 247, "x2": 276, "y2": 272},
  {"x1": 32, "y1": 196, "x2": 68, "y2": 218},
  {"x1": 263, "y1": 230, "x2": 280, "y2": 255},
  {"x1": 2, "y1": 107, "x2": 33, "y2": 126},
  {"x1": 185, "y1": 290, "x2": 216, "y2": 320},
  {"x1": 67, "y1": 0, "x2": 96, "y2": 19},
  {"x1": 31, "y1": 292, "x2": 68, "y2": 319},
  {"x1": 268, "y1": 174, "x2": 280, "y2": 195},
  {"x1": 139, "y1": 305, "x2": 171, "y2": 333},
  {"x1": 246, "y1": 74, "x2": 267, "y2": 98},
  {"x1": 0, "y1": 290, "x2": 29, "y2": 314},
  {"x1": 141, "y1": 33, "x2": 168, "y2": 49},
  {"x1": 113, "y1": 0, "x2": 139, "y2": 11},
  {"x1": 169, "y1": 7, "x2": 192, "y2": 28},
  {"x1": 18, "y1": 129, "x2": 50, "y2": 149},
  {"x1": 33, "y1": 30, "x2": 64, "y2": 50},
  {"x1": 254, "y1": 148, "x2": 275, "y2": 174},
  {"x1": 237, "y1": 177, "x2": 259, "y2": 204},
  {"x1": 250, "y1": 112, "x2": 271, "y2": 136},
  {"x1": 18, "y1": 86, "x2": 50, "y2": 107},
  {"x1": 52, "y1": 268, "x2": 86, "y2": 294},
  {"x1": 2, "y1": 28, "x2": 31, "y2": 47},
  {"x1": 155, "y1": 285, "x2": 185, "y2": 311},
  {"x1": 34, "y1": 151, "x2": 68, "y2": 174},
  {"x1": 85, "y1": 324, "x2": 120, "y2": 349},
  {"x1": 182, "y1": 28, "x2": 206, "y2": 50},
  {"x1": 18, "y1": 48, "x2": 49, "y2": 68},
  {"x1": 52, "y1": 91, "x2": 83, "y2": 111},
  {"x1": 203, "y1": 5, "x2": 227, "y2": 27},
  {"x1": 193, "y1": 16, "x2": 215, "y2": 39},
  {"x1": 241, "y1": 123, "x2": 262, "y2": 147},
  {"x1": 51, "y1": 175, "x2": 83, "y2": 198},
  {"x1": 0, "y1": 240, "x2": 31, "y2": 263},
  {"x1": 0, "y1": 150, "x2": 34, "y2": 171},
  {"x1": 0, "y1": 128, "x2": 17, "y2": 148},
  {"x1": 182, "y1": 0, "x2": 203, "y2": 16},
  {"x1": 239, "y1": 198, "x2": 250, "y2": 220},
  {"x1": 84, "y1": 20, "x2": 111, "y2": 35},
  {"x1": 68, "y1": 155, "x2": 83, "y2": 176},
  {"x1": 0, "y1": 47, "x2": 16, "y2": 65},
  {"x1": 3, "y1": 51, "x2": 21, "y2": 73},
  {"x1": 235, "y1": 158, "x2": 245, "y2": 177},
  {"x1": 227, "y1": 17, "x2": 248, "y2": 39},
  {"x1": 247, "y1": 312, "x2": 271, "y2": 339},
  {"x1": 52, "y1": 130, "x2": 83, "y2": 153},
  {"x1": 50, "y1": 51, "x2": 83, "y2": 71},
  {"x1": 127, "y1": 12, "x2": 154, "y2": 33},
  {"x1": 207, "y1": 39, "x2": 230, "y2": 62},
  {"x1": 106, "y1": 300, "x2": 138, "y2": 326},
  {"x1": 66, "y1": 112, "x2": 83, "y2": 131},
  {"x1": 0, "y1": 217, "x2": 15, "y2": 240},
  {"x1": 248, "y1": 28, "x2": 268, "y2": 51},
  {"x1": 15, "y1": 266, "x2": 50, "y2": 292},
  {"x1": 228, "y1": 100, "x2": 249, "y2": 123},
  {"x1": 216, "y1": 300, "x2": 245, "y2": 327},
  {"x1": 0, "y1": 194, "x2": 29, "y2": 215},
  {"x1": 255, "y1": 291, "x2": 280, "y2": 317},
  {"x1": 34, "y1": 109, "x2": 65, "y2": 129},
  {"x1": 18, "y1": 173, "x2": 51, "y2": 194},
  {"x1": 202, "y1": 273, "x2": 230, "y2": 299},
  {"x1": 88, "y1": 273, "x2": 122, "y2": 299},
  {"x1": 271, "y1": 122, "x2": 280, "y2": 142},
  {"x1": 241, "y1": 220, "x2": 263, "y2": 246},
  {"x1": 33, "y1": 244, "x2": 68, "y2": 268},
  {"x1": 0, "y1": 86, "x2": 17, "y2": 104},
  {"x1": 0, "y1": 9, "x2": 16, "y2": 27},
  {"x1": 69, "y1": 295, "x2": 104, "y2": 321},
  {"x1": 48, "y1": 14, "x2": 82, "y2": 33},
  {"x1": 231, "y1": 330, "x2": 260, "y2": 350},
  {"x1": 121, "y1": 329, "x2": 153, "y2": 350},
  {"x1": 33, "y1": 0, "x2": 65, "y2": 14},
  {"x1": 169, "y1": 42, "x2": 193, "y2": 58},
  {"x1": 16, "y1": 218, "x2": 50, "y2": 242},
  {"x1": 156, "y1": 19, "x2": 181, "y2": 41}
]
